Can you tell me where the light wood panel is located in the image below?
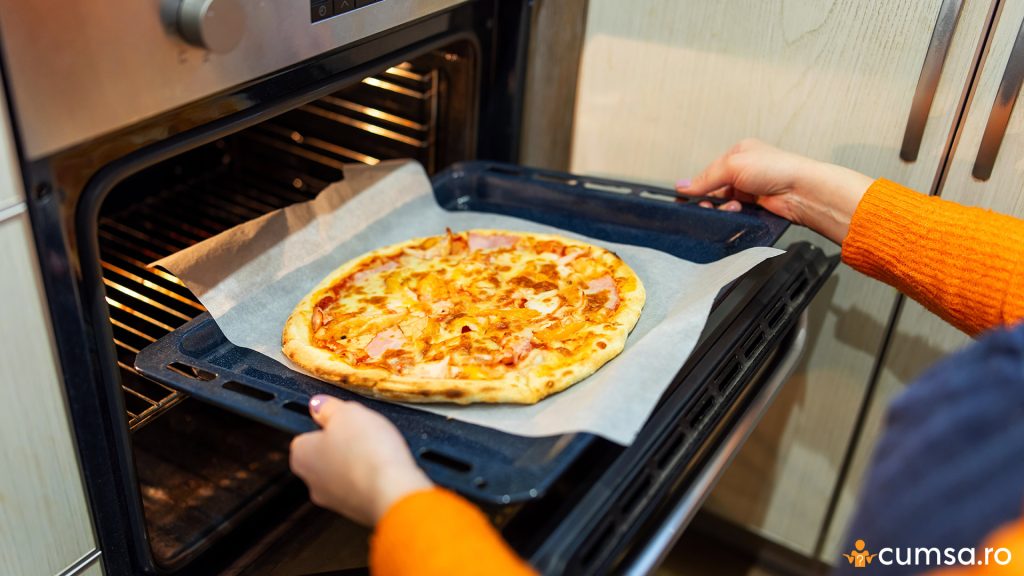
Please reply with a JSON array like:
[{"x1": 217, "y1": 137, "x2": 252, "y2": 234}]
[
  {"x1": 0, "y1": 211, "x2": 99, "y2": 576},
  {"x1": 520, "y1": 0, "x2": 589, "y2": 171},
  {"x1": 0, "y1": 65, "x2": 24, "y2": 210},
  {"x1": 0, "y1": 67, "x2": 97, "y2": 574},
  {"x1": 823, "y1": 0, "x2": 1024, "y2": 558},
  {"x1": 572, "y1": 0, "x2": 993, "y2": 554}
]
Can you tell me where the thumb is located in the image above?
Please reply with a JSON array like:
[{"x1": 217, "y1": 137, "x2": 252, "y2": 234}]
[
  {"x1": 678, "y1": 152, "x2": 740, "y2": 196},
  {"x1": 309, "y1": 394, "x2": 347, "y2": 427}
]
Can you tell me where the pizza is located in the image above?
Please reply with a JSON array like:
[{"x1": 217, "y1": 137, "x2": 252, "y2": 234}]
[{"x1": 282, "y1": 229, "x2": 644, "y2": 404}]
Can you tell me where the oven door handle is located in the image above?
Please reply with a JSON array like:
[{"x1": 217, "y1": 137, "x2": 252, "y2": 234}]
[
  {"x1": 623, "y1": 311, "x2": 809, "y2": 576},
  {"x1": 972, "y1": 17, "x2": 1024, "y2": 180},
  {"x1": 900, "y1": 0, "x2": 965, "y2": 162}
]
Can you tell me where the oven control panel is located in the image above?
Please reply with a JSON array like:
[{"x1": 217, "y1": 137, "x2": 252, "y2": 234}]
[
  {"x1": 312, "y1": 0, "x2": 384, "y2": 23},
  {"x1": 0, "y1": 0, "x2": 469, "y2": 159},
  {"x1": 168, "y1": 0, "x2": 246, "y2": 53}
]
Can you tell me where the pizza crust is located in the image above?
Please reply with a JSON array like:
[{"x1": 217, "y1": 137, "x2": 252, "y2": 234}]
[{"x1": 282, "y1": 230, "x2": 644, "y2": 404}]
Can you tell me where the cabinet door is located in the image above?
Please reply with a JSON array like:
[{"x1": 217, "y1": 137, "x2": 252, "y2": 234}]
[
  {"x1": 0, "y1": 69, "x2": 99, "y2": 574},
  {"x1": 571, "y1": 0, "x2": 993, "y2": 554},
  {"x1": 823, "y1": 0, "x2": 1024, "y2": 558}
]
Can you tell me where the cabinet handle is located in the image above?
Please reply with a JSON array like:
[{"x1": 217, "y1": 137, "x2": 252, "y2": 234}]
[
  {"x1": 973, "y1": 18, "x2": 1024, "y2": 180},
  {"x1": 900, "y1": 0, "x2": 965, "y2": 162}
]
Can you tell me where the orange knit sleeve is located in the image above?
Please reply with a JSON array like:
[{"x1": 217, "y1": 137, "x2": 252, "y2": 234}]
[
  {"x1": 370, "y1": 487, "x2": 537, "y2": 576},
  {"x1": 841, "y1": 178, "x2": 1024, "y2": 336}
]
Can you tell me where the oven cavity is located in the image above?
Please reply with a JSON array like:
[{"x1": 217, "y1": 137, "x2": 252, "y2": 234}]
[{"x1": 102, "y1": 59, "x2": 441, "y2": 433}]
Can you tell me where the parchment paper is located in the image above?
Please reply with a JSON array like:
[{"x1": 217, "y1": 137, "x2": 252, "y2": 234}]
[{"x1": 158, "y1": 160, "x2": 782, "y2": 445}]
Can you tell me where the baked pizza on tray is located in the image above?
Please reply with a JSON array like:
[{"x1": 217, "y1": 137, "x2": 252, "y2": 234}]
[{"x1": 282, "y1": 229, "x2": 644, "y2": 404}]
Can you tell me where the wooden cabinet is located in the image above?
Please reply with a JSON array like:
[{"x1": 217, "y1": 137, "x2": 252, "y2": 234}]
[
  {"x1": 0, "y1": 212, "x2": 100, "y2": 576},
  {"x1": 567, "y1": 0, "x2": 995, "y2": 556},
  {"x1": 0, "y1": 67, "x2": 99, "y2": 574},
  {"x1": 0, "y1": 81, "x2": 23, "y2": 211},
  {"x1": 823, "y1": 0, "x2": 1024, "y2": 557}
]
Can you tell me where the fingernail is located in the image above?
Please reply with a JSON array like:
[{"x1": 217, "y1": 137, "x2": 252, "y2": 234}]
[
  {"x1": 676, "y1": 178, "x2": 692, "y2": 189},
  {"x1": 698, "y1": 200, "x2": 713, "y2": 209},
  {"x1": 310, "y1": 395, "x2": 326, "y2": 414}
]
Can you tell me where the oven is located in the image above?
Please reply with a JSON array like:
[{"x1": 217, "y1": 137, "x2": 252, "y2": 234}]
[{"x1": 0, "y1": 1, "x2": 835, "y2": 574}]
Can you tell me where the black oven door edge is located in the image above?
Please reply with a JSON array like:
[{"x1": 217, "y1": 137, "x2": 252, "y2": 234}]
[
  {"x1": 525, "y1": 244, "x2": 838, "y2": 575},
  {"x1": 624, "y1": 312, "x2": 807, "y2": 575}
]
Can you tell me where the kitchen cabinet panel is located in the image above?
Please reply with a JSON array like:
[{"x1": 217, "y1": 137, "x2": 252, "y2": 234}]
[
  {"x1": 0, "y1": 66, "x2": 96, "y2": 574},
  {"x1": 0, "y1": 212, "x2": 98, "y2": 576},
  {"x1": 0, "y1": 77, "x2": 24, "y2": 210},
  {"x1": 823, "y1": 0, "x2": 1024, "y2": 558},
  {"x1": 572, "y1": 0, "x2": 993, "y2": 554}
]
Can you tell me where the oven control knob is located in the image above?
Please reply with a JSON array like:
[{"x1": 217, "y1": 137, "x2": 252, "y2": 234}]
[{"x1": 174, "y1": 0, "x2": 246, "y2": 53}]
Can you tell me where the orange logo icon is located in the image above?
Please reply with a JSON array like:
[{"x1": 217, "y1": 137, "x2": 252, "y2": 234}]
[{"x1": 843, "y1": 539, "x2": 878, "y2": 568}]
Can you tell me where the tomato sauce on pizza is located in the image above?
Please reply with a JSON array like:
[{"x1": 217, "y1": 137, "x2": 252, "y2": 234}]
[{"x1": 283, "y1": 229, "x2": 644, "y2": 404}]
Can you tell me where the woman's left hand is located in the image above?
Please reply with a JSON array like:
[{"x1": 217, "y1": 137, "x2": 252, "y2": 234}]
[{"x1": 289, "y1": 395, "x2": 433, "y2": 525}]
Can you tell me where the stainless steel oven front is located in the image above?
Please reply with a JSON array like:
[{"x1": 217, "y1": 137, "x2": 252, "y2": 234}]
[{"x1": 2, "y1": 1, "x2": 529, "y2": 572}]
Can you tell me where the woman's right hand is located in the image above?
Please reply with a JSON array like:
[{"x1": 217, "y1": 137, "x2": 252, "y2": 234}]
[
  {"x1": 674, "y1": 139, "x2": 874, "y2": 245},
  {"x1": 290, "y1": 395, "x2": 433, "y2": 525}
]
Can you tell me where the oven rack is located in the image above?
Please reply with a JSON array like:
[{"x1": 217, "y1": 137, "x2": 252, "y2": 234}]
[
  {"x1": 99, "y1": 61, "x2": 440, "y2": 431},
  {"x1": 99, "y1": 168, "x2": 325, "y2": 430}
]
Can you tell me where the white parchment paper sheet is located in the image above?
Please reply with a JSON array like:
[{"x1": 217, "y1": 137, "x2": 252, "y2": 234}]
[{"x1": 158, "y1": 160, "x2": 781, "y2": 445}]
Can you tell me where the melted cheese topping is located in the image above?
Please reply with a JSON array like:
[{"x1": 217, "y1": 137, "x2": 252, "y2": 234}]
[{"x1": 309, "y1": 230, "x2": 629, "y2": 380}]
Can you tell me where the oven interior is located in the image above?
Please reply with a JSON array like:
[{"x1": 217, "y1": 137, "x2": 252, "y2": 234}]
[{"x1": 96, "y1": 44, "x2": 473, "y2": 570}]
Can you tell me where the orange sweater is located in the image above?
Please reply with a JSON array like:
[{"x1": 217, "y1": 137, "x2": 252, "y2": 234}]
[
  {"x1": 369, "y1": 179, "x2": 1024, "y2": 576},
  {"x1": 371, "y1": 488, "x2": 536, "y2": 576},
  {"x1": 843, "y1": 179, "x2": 1024, "y2": 336}
]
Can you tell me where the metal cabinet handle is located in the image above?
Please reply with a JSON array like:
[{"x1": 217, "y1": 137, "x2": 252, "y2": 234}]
[
  {"x1": 973, "y1": 18, "x2": 1024, "y2": 180},
  {"x1": 900, "y1": 0, "x2": 965, "y2": 162}
]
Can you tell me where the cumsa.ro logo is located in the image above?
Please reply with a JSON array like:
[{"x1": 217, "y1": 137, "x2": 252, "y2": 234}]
[
  {"x1": 843, "y1": 539, "x2": 877, "y2": 568},
  {"x1": 842, "y1": 538, "x2": 1012, "y2": 568}
]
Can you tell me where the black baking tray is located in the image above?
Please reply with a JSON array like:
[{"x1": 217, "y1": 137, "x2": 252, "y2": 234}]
[{"x1": 135, "y1": 161, "x2": 791, "y2": 505}]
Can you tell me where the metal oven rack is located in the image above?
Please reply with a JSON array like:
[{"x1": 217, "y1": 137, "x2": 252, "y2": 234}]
[{"x1": 99, "y1": 61, "x2": 439, "y2": 431}]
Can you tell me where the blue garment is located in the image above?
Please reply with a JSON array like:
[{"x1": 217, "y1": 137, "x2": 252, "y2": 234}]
[{"x1": 834, "y1": 323, "x2": 1024, "y2": 575}]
